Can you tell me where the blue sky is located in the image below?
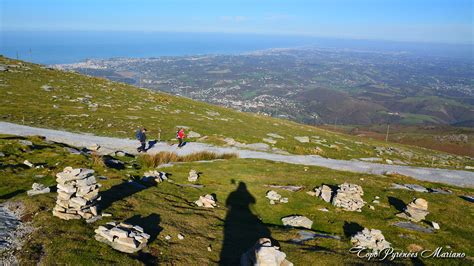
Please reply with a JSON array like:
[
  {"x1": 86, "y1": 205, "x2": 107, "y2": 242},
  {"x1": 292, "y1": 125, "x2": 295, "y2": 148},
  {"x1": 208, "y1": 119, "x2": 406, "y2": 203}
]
[{"x1": 1, "y1": 0, "x2": 472, "y2": 44}]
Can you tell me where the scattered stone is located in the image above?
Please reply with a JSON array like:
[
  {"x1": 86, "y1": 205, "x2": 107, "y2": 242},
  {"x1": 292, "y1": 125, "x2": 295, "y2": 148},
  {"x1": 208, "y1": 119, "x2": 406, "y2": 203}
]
[
  {"x1": 386, "y1": 159, "x2": 393, "y2": 165},
  {"x1": 431, "y1": 221, "x2": 440, "y2": 230},
  {"x1": 313, "y1": 185, "x2": 333, "y2": 203},
  {"x1": 369, "y1": 205, "x2": 375, "y2": 210},
  {"x1": 188, "y1": 169, "x2": 199, "y2": 182},
  {"x1": 372, "y1": 200, "x2": 380, "y2": 204},
  {"x1": 187, "y1": 131, "x2": 201, "y2": 138},
  {"x1": 265, "y1": 191, "x2": 288, "y2": 204},
  {"x1": 53, "y1": 167, "x2": 101, "y2": 220},
  {"x1": 291, "y1": 230, "x2": 341, "y2": 243},
  {"x1": 294, "y1": 136, "x2": 309, "y2": 143},
  {"x1": 23, "y1": 160, "x2": 34, "y2": 168},
  {"x1": 264, "y1": 185, "x2": 304, "y2": 192},
  {"x1": 351, "y1": 228, "x2": 391, "y2": 253},
  {"x1": 267, "y1": 133, "x2": 284, "y2": 139},
  {"x1": 143, "y1": 170, "x2": 168, "y2": 183},
  {"x1": 396, "y1": 198, "x2": 429, "y2": 222},
  {"x1": 195, "y1": 194, "x2": 217, "y2": 208},
  {"x1": 165, "y1": 235, "x2": 171, "y2": 240},
  {"x1": 19, "y1": 140, "x2": 33, "y2": 146},
  {"x1": 460, "y1": 195, "x2": 474, "y2": 203},
  {"x1": 207, "y1": 245, "x2": 212, "y2": 252},
  {"x1": 318, "y1": 208, "x2": 329, "y2": 212},
  {"x1": 0, "y1": 152, "x2": 5, "y2": 157},
  {"x1": 465, "y1": 166, "x2": 474, "y2": 170},
  {"x1": 65, "y1": 147, "x2": 82, "y2": 155},
  {"x1": 177, "y1": 233, "x2": 185, "y2": 240},
  {"x1": 262, "y1": 138, "x2": 277, "y2": 144},
  {"x1": 281, "y1": 215, "x2": 313, "y2": 229},
  {"x1": 393, "y1": 222, "x2": 434, "y2": 233},
  {"x1": 241, "y1": 238, "x2": 293, "y2": 266},
  {"x1": 95, "y1": 222, "x2": 149, "y2": 253},
  {"x1": 331, "y1": 183, "x2": 365, "y2": 212},
  {"x1": 429, "y1": 188, "x2": 452, "y2": 194},
  {"x1": 27, "y1": 183, "x2": 50, "y2": 196},
  {"x1": 41, "y1": 85, "x2": 54, "y2": 91}
]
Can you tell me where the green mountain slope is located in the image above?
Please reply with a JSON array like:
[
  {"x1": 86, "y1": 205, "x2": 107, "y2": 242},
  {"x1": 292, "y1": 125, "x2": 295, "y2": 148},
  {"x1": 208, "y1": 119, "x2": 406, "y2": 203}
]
[{"x1": 0, "y1": 56, "x2": 471, "y2": 169}]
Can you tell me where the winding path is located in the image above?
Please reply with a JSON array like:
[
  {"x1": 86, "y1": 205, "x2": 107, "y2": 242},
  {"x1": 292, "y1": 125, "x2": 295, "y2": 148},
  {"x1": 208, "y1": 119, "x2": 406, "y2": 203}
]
[{"x1": 1, "y1": 121, "x2": 473, "y2": 187}]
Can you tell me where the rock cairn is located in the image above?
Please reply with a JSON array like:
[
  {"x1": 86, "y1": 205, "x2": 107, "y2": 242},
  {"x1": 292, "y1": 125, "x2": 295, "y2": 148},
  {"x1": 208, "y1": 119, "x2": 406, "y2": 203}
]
[
  {"x1": 188, "y1": 169, "x2": 199, "y2": 182},
  {"x1": 266, "y1": 190, "x2": 288, "y2": 204},
  {"x1": 143, "y1": 170, "x2": 168, "y2": 183},
  {"x1": 281, "y1": 215, "x2": 313, "y2": 229},
  {"x1": 241, "y1": 238, "x2": 293, "y2": 266},
  {"x1": 53, "y1": 167, "x2": 101, "y2": 220},
  {"x1": 397, "y1": 198, "x2": 429, "y2": 222},
  {"x1": 27, "y1": 183, "x2": 50, "y2": 196},
  {"x1": 95, "y1": 222, "x2": 150, "y2": 253},
  {"x1": 313, "y1": 185, "x2": 333, "y2": 203},
  {"x1": 195, "y1": 194, "x2": 217, "y2": 208},
  {"x1": 351, "y1": 228, "x2": 391, "y2": 253},
  {"x1": 331, "y1": 183, "x2": 365, "y2": 211}
]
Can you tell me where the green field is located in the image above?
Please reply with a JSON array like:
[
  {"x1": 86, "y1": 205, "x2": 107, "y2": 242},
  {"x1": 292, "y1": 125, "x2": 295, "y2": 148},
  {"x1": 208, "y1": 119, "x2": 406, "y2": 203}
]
[{"x1": 1, "y1": 135, "x2": 473, "y2": 265}]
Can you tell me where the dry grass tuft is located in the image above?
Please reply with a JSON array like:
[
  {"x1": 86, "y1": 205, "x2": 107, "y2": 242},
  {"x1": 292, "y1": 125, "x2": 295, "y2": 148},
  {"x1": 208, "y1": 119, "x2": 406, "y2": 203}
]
[
  {"x1": 91, "y1": 152, "x2": 105, "y2": 167},
  {"x1": 140, "y1": 151, "x2": 238, "y2": 168}
]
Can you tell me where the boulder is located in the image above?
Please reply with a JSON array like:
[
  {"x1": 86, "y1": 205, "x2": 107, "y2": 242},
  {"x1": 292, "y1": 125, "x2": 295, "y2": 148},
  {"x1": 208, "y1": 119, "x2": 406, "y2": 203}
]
[
  {"x1": 95, "y1": 222, "x2": 149, "y2": 253},
  {"x1": 294, "y1": 136, "x2": 309, "y2": 143},
  {"x1": 397, "y1": 198, "x2": 429, "y2": 222},
  {"x1": 143, "y1": 170, "x2": 168, "y2": 183},
  {"x1": 265, "y1": 190, "x2": 288, "y2": 204},
  {"x1": 27, "y1": 183, "x2": 50, "y2": 196},
  {"x1": 351, "y1": 228, "x2": 391, "y2": 253},
  {"x1": 195, "y1": 194, "x2": 217, "y2": 208},
  {"x1": 188, "y1": 169, "x2": 199, "y2": 182},
  {"x1": 281, "y1": 216, "x2": 313, "y2": 229},
  {"x1": 241, "y1": 238, "x2": 293, "y2": 266},
  {"x1": 314, "y1": 185, "x2": 333, "y2": 203}
]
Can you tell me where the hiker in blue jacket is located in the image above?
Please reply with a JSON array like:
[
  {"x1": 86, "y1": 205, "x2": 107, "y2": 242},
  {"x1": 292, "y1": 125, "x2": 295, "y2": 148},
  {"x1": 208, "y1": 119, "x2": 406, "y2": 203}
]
[{"x1": 135, "y1": 128, "x2": 147, "y2": 152}]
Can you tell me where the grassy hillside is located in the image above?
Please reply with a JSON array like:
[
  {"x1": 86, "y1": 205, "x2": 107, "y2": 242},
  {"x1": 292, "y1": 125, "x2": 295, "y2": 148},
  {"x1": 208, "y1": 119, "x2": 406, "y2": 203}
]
[
  {"x1": 1, "y1": 135, "x2": 473, "y2": 265},
  {"x1": 0, "y1": 56, "x2": 471, "y2": 170}
]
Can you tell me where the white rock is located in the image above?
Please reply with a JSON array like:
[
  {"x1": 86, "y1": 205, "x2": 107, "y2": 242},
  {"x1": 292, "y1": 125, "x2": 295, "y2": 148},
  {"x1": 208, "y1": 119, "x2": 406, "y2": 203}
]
[
  {"x1": 177, "y1": 233, "x2": 184, "y2": 240},
  {"x1": 281, "y1": 216, "x2": 313, "y2": 229}
]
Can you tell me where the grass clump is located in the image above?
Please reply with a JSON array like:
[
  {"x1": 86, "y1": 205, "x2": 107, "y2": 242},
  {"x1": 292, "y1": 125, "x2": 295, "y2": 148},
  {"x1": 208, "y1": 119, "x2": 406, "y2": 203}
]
[{"x1": 139, "y1": 151, "x2": 238, "y2": 168}]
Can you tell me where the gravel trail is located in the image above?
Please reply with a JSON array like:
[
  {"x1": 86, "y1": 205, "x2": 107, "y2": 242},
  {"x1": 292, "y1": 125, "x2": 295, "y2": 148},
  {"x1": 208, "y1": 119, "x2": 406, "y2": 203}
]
[{"x1": 1, "y1": 121, "x2": 473, "y2": 187}]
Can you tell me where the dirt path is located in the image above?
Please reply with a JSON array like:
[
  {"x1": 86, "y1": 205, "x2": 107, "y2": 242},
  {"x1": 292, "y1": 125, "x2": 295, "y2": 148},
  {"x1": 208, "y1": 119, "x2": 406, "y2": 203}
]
[{"x1": 1, "y1": 121, "x2": 473, "y2": 187}]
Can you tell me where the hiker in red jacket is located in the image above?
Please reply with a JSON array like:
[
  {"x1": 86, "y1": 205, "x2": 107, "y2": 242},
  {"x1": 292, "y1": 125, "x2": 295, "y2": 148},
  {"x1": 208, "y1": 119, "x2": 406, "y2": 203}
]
[{"x1": 177, "y1": 128, "x2": 186, "y2": 147}]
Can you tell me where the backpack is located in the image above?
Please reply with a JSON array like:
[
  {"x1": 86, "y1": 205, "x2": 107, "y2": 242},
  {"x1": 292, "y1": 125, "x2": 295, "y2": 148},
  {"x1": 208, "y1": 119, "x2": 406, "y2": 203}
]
[
  {"x1": 135, "y1": 129, "x2": 141, "y2": 140},
  {"x1": 176, "y1": 130, "x2": 180, "y2": 138}
]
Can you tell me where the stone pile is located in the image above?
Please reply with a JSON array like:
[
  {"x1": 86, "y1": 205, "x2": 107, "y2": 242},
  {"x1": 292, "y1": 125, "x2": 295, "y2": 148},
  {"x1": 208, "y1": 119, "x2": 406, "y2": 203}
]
[
  {"x1": 351, "y1": 228, "x2": 391, "y2": 253},
  {"x1": 281, "y1": 215, "x2": 313, "y2": 229},
  {"x1": 313, "y1": 185, "x2": 333, "y2": 203},
  {"x1": 195, "y1": 194, "x2": 217, "y2": 208},
  {"x1": 27, "y1": 183, "x2": 50, "y2": 196},
  {"x1": 94, "y1": 221, "x2": 150, "y2": 253},
  {"x1": 241, "y1": 238, "x2": 293, "y2": 266},
  {"x1": 143, "y1": 170, "x2": 168, "y2": 183},
  {"x1": 188, "y1": 169, "x2": 199, "y2": 182},
  {"x1": 331, "y1": 183, "x2": 365, "y2": 212},
  {"x1": 266, "y1": 190, "x2": 288, "y2": 204},
  {"x1": 397, "y1": 198, "x2": 429, "y2": 222},
  {"x1": 52, "y1": 167, "x2": 101, "y2": 221}
]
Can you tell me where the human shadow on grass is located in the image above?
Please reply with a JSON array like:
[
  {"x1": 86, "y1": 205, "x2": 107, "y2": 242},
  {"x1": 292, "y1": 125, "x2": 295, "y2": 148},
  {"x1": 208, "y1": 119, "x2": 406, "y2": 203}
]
[
  {"x1": 99, "y1": 179, "x2": 152, "y2": 211},
  {"x1": 126, "y1": 214, "x2": 162, "y2": 265},
  {"x1": 388, "y1": 196, "x2": 406, "y2": 212},
  {"x1": 219, "y1": 181, "x2": 276, "y2": 265},
  {"x1": 0, "y1": 189, "x2": 26, "y2": 200}
]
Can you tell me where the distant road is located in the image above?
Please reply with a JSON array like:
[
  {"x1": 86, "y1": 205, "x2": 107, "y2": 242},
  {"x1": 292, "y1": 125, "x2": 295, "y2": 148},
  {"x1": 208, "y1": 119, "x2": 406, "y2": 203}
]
[{"x1": 1, "y1": 121, "x2": 473, "y2": 188}]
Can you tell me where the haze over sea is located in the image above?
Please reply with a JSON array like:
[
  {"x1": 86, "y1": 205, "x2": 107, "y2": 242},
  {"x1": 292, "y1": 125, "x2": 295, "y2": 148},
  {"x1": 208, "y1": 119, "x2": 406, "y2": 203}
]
[{"x1": 1, "y1": 31, "x2": 472, "y2": 65}]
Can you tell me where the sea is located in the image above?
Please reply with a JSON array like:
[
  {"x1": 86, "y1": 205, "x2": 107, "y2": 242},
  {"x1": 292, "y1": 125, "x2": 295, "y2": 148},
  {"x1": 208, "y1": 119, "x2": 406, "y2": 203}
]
[{"x1": 0, "y1": 31, "x2": 471, "y2": 65}]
